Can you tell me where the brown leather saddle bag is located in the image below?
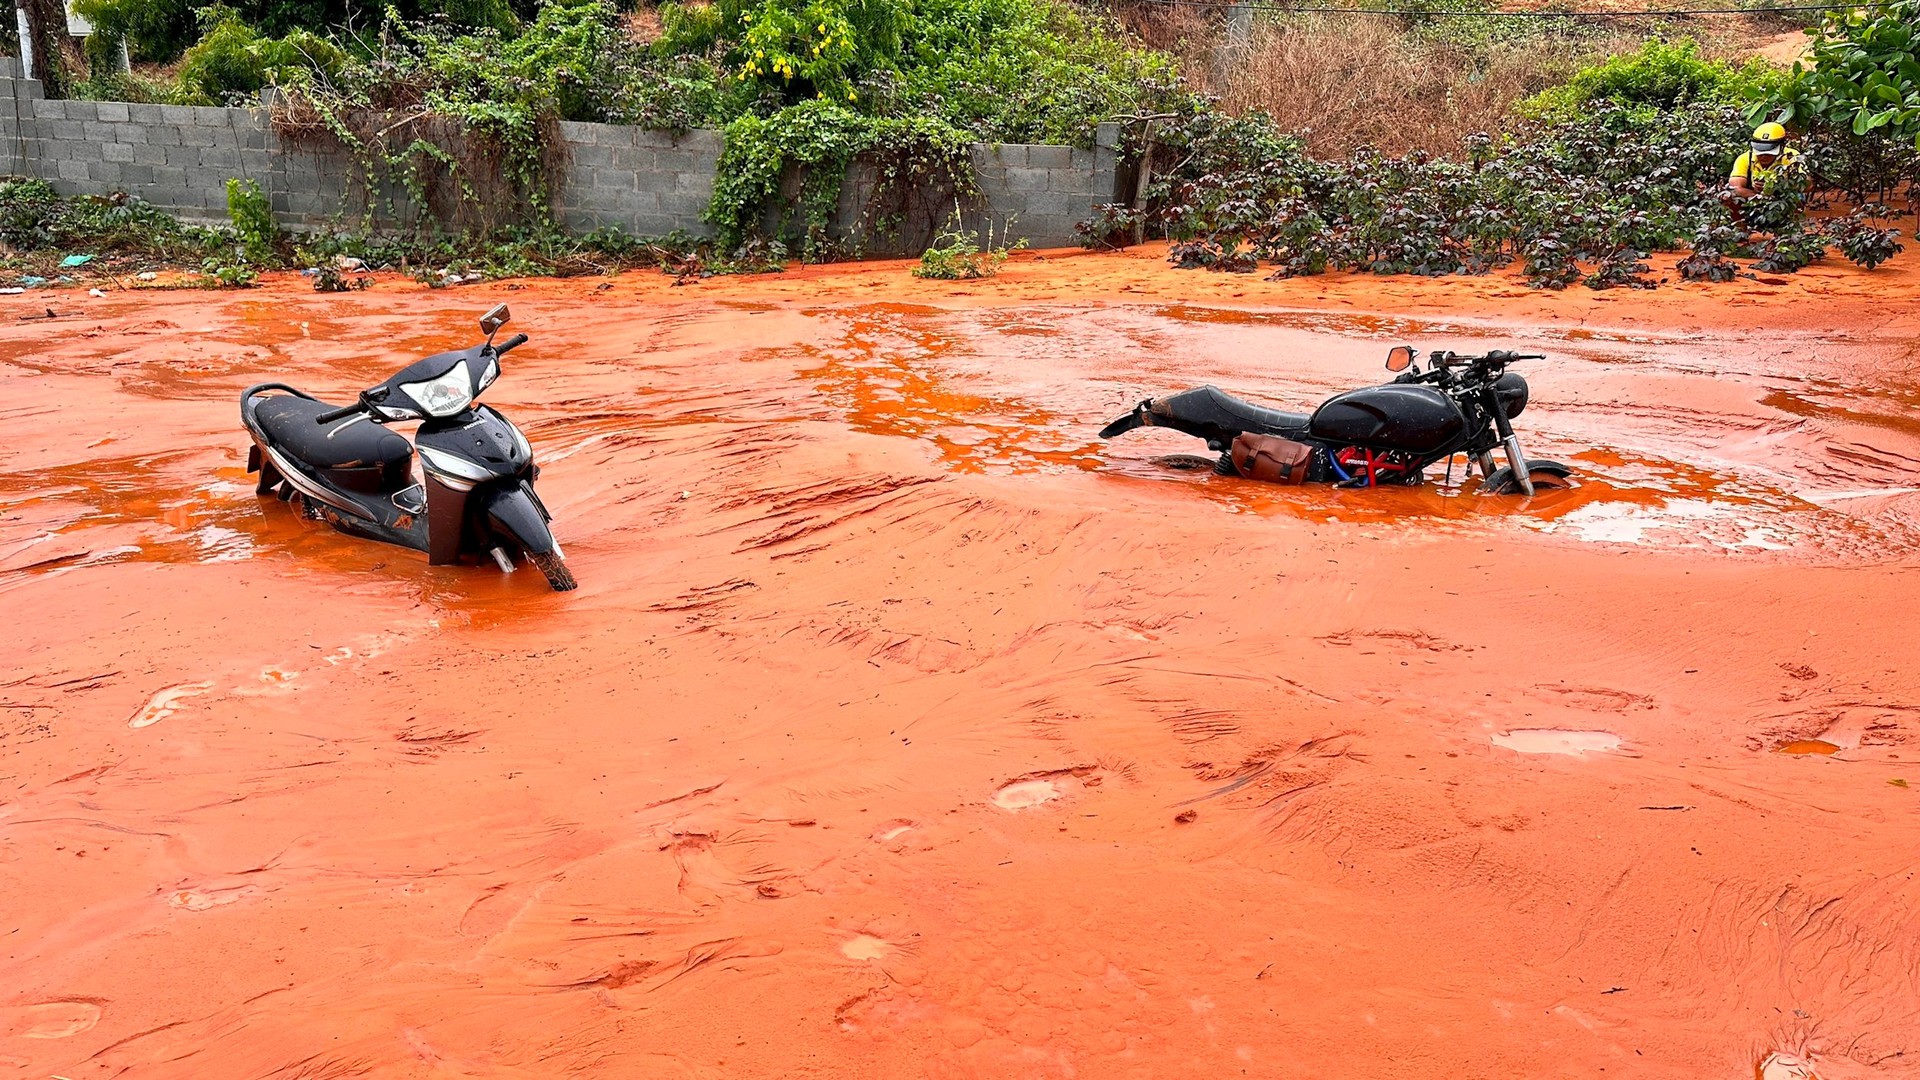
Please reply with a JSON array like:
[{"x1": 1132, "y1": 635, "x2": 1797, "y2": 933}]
[{"x1": 1229, "y1": 433, "x2": 1314, "y2": 484}]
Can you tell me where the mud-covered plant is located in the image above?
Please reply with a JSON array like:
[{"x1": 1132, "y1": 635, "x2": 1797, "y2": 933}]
[
  {"x1": 1739, "y1": 159, "x2": 1814, "y2": 235},
  {"x1": 1077, "y1": 202, "x2": 1142, "y2": 250},
  {"x1": 199, "y1": 258, "x2": 259, "y2": 287},
  {"x1": 1676, "y1": 223, "x2": 1745, "y2": 282},
  {"x1": 1168, "y1": 239, "x2": 1257, "y2": 273},
  {"x1": 0, "y1": 180, "x2": 224, "y2": 262},
  {"x1": 1751, "y1": 227, "x2": 1828, "y2": 274},
  {"x1": 311, "y1": 264, "x2": 373, "y2": 292},
  {"x1": 1825, "y1": 205, "x2": 1907, "y2": 270},
  {"x1": 1521, "y1": 236, "x2": 1581, "y2": 289},
  {"x1": 1252, "y1": 197, "x2": 1332, "y2": 278},
  {"x1": 1584, "y1": 246, "x2": 1655, "y2": 289}
]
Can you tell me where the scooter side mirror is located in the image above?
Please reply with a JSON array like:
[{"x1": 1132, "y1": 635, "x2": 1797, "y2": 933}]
[
  {"x1": 1385, "y1": 345, "x2": 1415, "y2": 372},
  {"x1": 480, "y1": 303, "x2": 511, "y2": 337}
]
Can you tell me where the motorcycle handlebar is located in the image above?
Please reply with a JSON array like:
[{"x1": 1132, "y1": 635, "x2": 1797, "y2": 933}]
[
  {"x1": 314, "y1": 401, "x2": 363, "y2": 424},
  {"x1": 1436, "y1": 349, "x2": 1544, "y2": 366},
  {"x1": 495, "y1": 333, "x2": 529, "y2": 355}
]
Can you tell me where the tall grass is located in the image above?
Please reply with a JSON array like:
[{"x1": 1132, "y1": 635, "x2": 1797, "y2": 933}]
[{"x1": 1118, "y1": 3, "x2": 1783, "y2": 159}]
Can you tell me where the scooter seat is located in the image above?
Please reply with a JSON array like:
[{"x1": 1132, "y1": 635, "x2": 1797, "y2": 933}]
[{"x1": 252, "y1": 394, "x2": 413, "y2": 472}]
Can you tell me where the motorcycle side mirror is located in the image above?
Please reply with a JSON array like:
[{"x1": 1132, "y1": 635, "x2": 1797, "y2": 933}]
[
  {"x1": 480, "y1": 303, "x2": 511, "y2": 338},
  {"x1": 1385, "y1": 345, "x2": 1415, "y2": 372}
]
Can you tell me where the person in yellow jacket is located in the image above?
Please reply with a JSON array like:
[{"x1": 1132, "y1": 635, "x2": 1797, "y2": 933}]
[{"x1": 1722, "y1": 122, "x2": 1803, "y2": 221}]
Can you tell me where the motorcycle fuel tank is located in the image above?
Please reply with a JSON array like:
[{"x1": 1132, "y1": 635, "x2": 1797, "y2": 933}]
[{"x1": 1309, "y1": 384, "x2": 1467, "y2": 454}]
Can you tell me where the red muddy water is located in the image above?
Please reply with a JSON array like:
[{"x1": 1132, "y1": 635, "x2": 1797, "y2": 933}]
[{"x1": 3, "y1": 246, "x2": 1918, "y2": 1079}]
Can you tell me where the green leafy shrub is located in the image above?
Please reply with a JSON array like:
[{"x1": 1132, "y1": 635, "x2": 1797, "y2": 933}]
[
  {"x1": 1123, "y1": 96, "x2": 1906, "y2": 291},
  {"x1": 175, "y1": 8, "x2": 276, "y2": 101},
  {"x1": 1520, "y1": 39, "x2": 1785, "y2": 126},
  {"x1": 1827, "y1": 206, "x2": 1906, "y2": 270},
  {"x1": 913, "y1": 219, "x2": 1023, "y2": 278},
  {"x1": 74, "y1": 0, "x2": 197, "y2": 64},
  {"x1": 707, "y1": 101, "x2": 975, "y2": 258},
  {"x1": 0, "y1": 179, "x2": 222, "y2": 258},
  {"x1": 654, "y1": 0, "x2": 1177, "y2": 146},
  {"x1": 225, "y1": 178, "x2": 283, "y2": 265},
  {"x1": 1774, "y1": 0, "x2": 1920, "y2": 201},
  {"x1": 1077, "y1": 202, "x2": 1143, "y2": 250}
]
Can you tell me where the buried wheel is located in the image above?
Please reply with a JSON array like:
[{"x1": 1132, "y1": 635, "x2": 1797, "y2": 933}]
[
  {"x1": 1481, "y1": 462, "x2": 1575, "y2": 495},
  {"x1": 529, "y1": 550, "x2": 578, "y2": 592}
]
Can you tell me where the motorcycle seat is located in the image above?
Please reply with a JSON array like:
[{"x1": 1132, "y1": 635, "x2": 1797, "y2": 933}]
[
  {"x1": 251, "y1": 393, "x2": 413, "y2": 473},
  {"x1": 1161, "y1": 386, "x2": 1311, "y2": 438}
]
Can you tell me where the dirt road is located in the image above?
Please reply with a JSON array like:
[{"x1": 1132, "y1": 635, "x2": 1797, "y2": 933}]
[{"x1": 3, "y1": 248, "x2": 1918, "y2": 1078}]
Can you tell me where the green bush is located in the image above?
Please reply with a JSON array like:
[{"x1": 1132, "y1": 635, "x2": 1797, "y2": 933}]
[
  {"x1": 914, "y1": 220, "x2": 1023, "y2": 278},
  {"x1": 0, "y1": 179, "x2": 222, "y2": 258},
  {"x1": 226, "y1": 178, "x2": 283, "y2": 265},
  {"x1": 175, "y1": 9, "x2": 275, "y2": 101},
  {"x1": 1131, "y1": 97, "x2": 1903, "y2": 290},
  {"x1": 1520, "y1": 39, "x2": 1785, "y2": 125},
  {"x1": 1773, "y1": 1, "x2": 1920, "y2": 199},
  {"x1": 74, "y1": 0, "x2": 197, "y2": 64},
  {"x1": 707, "y1": 100, "x2": 975, "y2": 257}
]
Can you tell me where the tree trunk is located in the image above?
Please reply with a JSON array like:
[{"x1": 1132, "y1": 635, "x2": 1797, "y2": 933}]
[{"x1": 16, "y1": 0, "x2": 71, "y2": 98}]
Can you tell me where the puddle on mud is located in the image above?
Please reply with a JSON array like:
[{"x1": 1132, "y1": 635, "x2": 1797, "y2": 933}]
[
  {"x1": 992, "y1": 778, "x2": 1065, "y2": 810},
  {"x1": 1775, "y1": 739, "x2": 1842, "y2": 756},
  {"x1": 1492, "y1": 729, "x2": 1623, "y2": 756},
  {"x1": 792, "y1": 302, "x2": 1916, "y2": 558},
  {"x1": 801, "y1": 303, "x2": 1102, "y2": 475},
  {"x1": 840, "y1": 934, "x2": 893, "y2": 961}
]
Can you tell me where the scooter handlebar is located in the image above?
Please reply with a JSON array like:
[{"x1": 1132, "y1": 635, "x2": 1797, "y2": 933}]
[
  {"x1": 314, "y1": 401, "x2": 363, "y2": 424},
  {"x1": 495, "y1": 333, "x2": 529, "y2": 355}
]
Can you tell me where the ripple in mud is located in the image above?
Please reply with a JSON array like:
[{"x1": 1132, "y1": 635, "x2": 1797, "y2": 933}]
[
  {"x1": 128, "y1": 682, "x2": 213, "y2": 728},
  {"x1": 1492, "y1": 729, "x2": 1622, "y2": 756}
]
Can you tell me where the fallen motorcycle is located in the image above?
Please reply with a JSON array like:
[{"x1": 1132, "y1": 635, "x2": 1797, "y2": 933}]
[
  {"x1": 239, "y1": 303, "x2": 576, "y2": 590},
  {"x1": 1098, "y1": 345, "x2": 1572, "y2": 495}
]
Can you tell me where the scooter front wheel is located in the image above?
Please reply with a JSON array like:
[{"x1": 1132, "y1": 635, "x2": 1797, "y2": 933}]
[{"x1": 529, "y1": 551, "x2": 578, "y2": 592}]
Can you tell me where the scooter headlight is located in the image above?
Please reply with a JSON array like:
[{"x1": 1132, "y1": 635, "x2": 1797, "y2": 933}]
[{"x1": 400, "y1": 359, "x2": 474, "y2": 418}]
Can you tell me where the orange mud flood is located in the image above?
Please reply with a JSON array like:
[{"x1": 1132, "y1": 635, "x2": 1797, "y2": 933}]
[{"x1": 3, "y1": 247, "x2": 1920, "y2": 1078}]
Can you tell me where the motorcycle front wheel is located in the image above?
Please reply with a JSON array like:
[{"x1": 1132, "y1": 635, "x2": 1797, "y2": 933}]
[{"x1": 1481, "y1": 463, "x2": 1575, "y2": 496}]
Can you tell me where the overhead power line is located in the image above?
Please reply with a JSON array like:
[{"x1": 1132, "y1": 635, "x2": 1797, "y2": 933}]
[{"x1": 1138, "y1": 0, "x2": 1876, "y2": 16}]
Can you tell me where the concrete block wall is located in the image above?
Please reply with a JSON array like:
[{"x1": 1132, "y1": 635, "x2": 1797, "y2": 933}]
[
  {"x1": 1, "y1": 65, "x2": 24, "y2": 177},
  {"x1": 969, "y1": 122, "x2": 1122, "y2": 249},
  {"x1": 1, "y1": 69, "x2": 1124, "y2": 250},
  {"x1": 553, "y1": 122, "x2": 721, "y2": 238}
]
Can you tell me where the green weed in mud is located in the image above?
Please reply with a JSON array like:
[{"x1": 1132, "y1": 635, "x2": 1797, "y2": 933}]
[
  {"x1": 0, "y1": 179, "x2": 790, "y2": 288},
  {"x1": 912, "y1": 220, "x2": 1024, "y2": 279}
]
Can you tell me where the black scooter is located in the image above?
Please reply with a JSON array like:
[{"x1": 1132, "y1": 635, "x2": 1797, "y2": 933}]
[
  {"x1": 1099, "y1": 345, "x2": 1572, "y2": 495},
  {"x1": 240, "y1": 303, "x2": 575, "y2": 591}
]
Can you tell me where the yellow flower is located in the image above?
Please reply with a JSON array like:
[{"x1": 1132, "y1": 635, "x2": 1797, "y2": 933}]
[
  {"x1": 817, "y1": 22, "x2": 826, "y2": 32},
  {"x1": 847, "y1": 89, "x2": 856, "y2": 100},
  {"x1": 755, "y1": 48, "x2": 764, "y2": 58}
]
